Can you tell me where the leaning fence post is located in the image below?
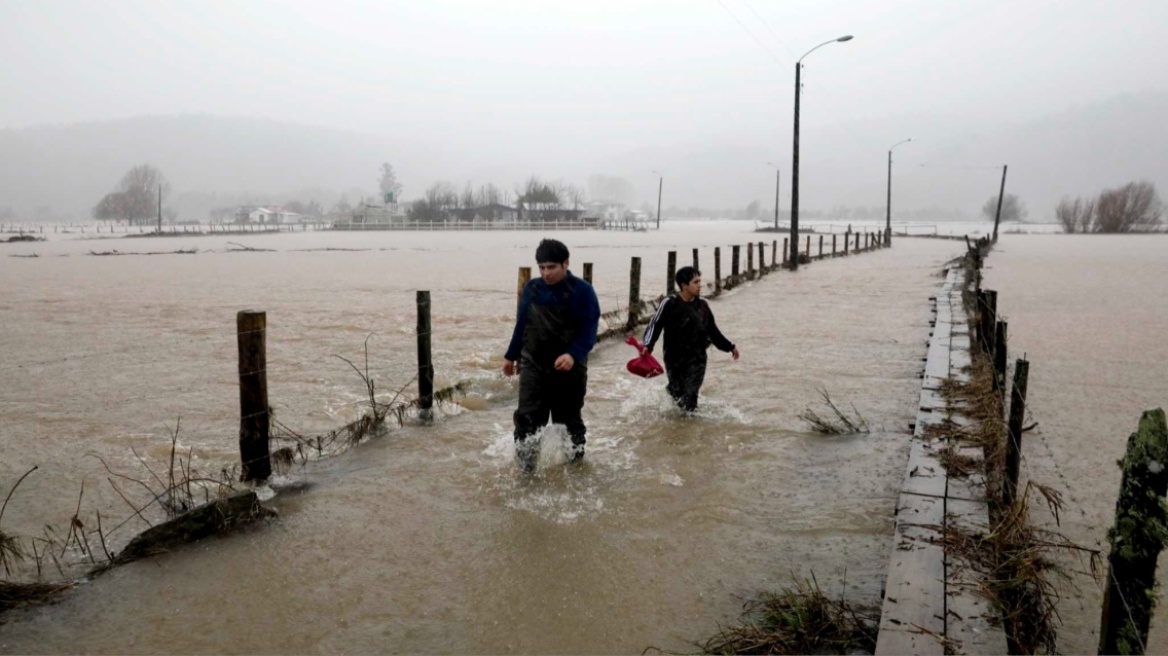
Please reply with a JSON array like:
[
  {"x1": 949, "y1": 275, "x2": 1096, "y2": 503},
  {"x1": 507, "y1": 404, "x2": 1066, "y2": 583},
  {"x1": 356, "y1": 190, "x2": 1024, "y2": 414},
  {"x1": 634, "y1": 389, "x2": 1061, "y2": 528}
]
[
  {"x1": 714, "y1": 247, "x2": 722, "y2": 293},
  {"x1": 582, "y1": 262, "x2": 593, "y2": 285},
  {"x1": 416, "y1": 291, "x2": 434, "y2": 421},
  {"x1": 731, "y1": 245, "x2": 740, "y2": 286},
  {"x1": 627, "y1": 256, "x2": 642, "y2": 330},
  {"x1": 667, "y1": 250, "x2": 677, "y2": 295},
  {"x1": 1003, "y1": 358, "x2": 1029, "y2": 507},
  {"x1": 993, "y1": 320, "x2": 1008, "y2": 393},
  {"x1": 1099, "y1": 408, "x2": 1168, "y2": 656},
  {"x1": 237, "y1": 310, "x2": 271, "y2": 482}
]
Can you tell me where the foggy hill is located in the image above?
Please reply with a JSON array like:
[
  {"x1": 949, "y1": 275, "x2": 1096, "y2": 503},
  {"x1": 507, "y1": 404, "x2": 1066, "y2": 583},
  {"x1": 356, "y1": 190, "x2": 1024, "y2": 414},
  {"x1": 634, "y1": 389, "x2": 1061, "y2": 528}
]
[{"x1": 1, "y1": 91, "x2": 1165, "y2": 222}]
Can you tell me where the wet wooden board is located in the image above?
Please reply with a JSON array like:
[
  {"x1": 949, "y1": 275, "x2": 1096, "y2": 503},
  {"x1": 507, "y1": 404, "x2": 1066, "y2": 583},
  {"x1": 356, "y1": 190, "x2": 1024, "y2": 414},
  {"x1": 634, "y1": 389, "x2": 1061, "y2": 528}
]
[
  {"x1": 902, "y1": 438, "x2": 947, "y2": 498},
  {"x1": 876, "y1": 493, "x2": 946, "y2": 656},
  {"x1": 945, "y1": 498, "x2": 1009, "y2": 655}
]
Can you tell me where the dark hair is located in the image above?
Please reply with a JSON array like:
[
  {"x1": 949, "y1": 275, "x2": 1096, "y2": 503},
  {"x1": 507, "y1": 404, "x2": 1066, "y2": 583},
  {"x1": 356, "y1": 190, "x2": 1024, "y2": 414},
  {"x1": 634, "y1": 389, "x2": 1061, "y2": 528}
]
[
  {"x1": 535, "y1": 238, "x2": 569, "y2": 264},
  {"x1": 675, "y1": 266, "x2": 701, "y2": 286}
]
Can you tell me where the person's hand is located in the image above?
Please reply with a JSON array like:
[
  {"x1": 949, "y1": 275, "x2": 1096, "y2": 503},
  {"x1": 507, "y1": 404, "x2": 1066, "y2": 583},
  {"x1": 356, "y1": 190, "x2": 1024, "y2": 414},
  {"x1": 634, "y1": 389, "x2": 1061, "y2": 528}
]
[
  {"x1": 731, "y1": 347, "x2": 740, "y2": 361},
  {"x1": 503, "y1": 359, "x2": 516, "y2": 377},
  {"x1": 639, "y1": 347, "x2": 649, "y2": 358},
  {"x1": 554, "y1": 353, "x2": 575, "y2": 371}
]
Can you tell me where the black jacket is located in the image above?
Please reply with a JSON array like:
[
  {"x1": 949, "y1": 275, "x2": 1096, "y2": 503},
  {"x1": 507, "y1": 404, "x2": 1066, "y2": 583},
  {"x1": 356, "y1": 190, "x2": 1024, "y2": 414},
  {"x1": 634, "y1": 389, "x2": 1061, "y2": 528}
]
[{"x1": 642, "y1": 295, "x2": 734, "y2": 364}]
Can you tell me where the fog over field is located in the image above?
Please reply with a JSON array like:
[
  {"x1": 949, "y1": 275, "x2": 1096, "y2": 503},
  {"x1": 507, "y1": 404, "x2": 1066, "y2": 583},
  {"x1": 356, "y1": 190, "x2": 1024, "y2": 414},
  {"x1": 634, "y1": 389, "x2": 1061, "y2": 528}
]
[{"x1": 1, "y1": 1, "x2": 1165, "y2": 221}]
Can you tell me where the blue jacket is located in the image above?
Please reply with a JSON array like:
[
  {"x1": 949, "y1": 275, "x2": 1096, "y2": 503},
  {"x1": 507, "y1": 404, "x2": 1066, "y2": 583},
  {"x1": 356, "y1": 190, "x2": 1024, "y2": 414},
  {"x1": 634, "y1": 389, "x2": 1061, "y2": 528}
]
[{"x1": 505, "y1": 272, "x2": 600, "y2": 367}]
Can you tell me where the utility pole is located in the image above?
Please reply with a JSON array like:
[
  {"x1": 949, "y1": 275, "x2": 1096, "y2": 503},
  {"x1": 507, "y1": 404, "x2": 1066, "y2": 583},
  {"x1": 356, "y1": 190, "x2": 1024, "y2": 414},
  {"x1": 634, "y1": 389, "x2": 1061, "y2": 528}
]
[
  {"x1": 773, "y1": 167, "x2": 780, "y2": 231},
  {"x1": 790, "y1": 61, "x2": 801, "y2": 269},
  {"x1": 993, "y1": 164, "x2": 1008, "y2": 243},
  {"x1": 656, "y1": 175, "x2": 663, "y2": 230},
  {"x1": 157, "y1": 183, "x2": 162, "y2": 233}
]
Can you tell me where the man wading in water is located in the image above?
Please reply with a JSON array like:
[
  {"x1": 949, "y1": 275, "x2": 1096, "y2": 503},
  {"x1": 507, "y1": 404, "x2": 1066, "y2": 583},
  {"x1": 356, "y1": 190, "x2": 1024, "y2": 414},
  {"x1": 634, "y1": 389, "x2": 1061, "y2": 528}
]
[
  {"x1": 503, "y1": 239, "x2": 601, "y2": 474},
  {"x1": 641, "y1": 266, "x2": 739, "y2": 412}
]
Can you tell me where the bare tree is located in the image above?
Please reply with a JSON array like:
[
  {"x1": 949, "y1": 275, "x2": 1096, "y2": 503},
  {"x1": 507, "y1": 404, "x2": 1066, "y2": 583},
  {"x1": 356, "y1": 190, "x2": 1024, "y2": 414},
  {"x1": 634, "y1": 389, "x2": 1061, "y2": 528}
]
[
  {"x1": 1093, "y1": 181, "x2": 1162, "y2": 233},
  {"x1": 92, "y1": 164, "x2": 170, "y2": 224},
  {"x1": 981, "y1": 193, "x2": 1027, "y2": 223},
  {"x1": 1055, "y1": 196, "x2": 1095, "y2": 234}
]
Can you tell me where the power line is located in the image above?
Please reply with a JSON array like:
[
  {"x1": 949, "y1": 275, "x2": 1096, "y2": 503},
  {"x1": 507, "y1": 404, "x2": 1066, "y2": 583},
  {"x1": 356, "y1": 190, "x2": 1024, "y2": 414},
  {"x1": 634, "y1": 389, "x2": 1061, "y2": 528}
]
[
  {"x1": 713, "y1": 0, "x2": 785, "y2": 66},
  {"x1": 736, "y1": 0, "x2": 797, "y2": 60}
]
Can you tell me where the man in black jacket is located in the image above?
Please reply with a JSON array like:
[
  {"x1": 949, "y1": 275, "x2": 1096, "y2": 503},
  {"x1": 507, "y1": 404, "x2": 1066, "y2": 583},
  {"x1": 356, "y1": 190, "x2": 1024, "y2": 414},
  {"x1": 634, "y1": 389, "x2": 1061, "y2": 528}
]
[
  {"x1": 641, "y1": 266, "x2": 739, "y2": 412},
  {"x1": 504, "y1": 239, "x2": 601, "y2": 473}
]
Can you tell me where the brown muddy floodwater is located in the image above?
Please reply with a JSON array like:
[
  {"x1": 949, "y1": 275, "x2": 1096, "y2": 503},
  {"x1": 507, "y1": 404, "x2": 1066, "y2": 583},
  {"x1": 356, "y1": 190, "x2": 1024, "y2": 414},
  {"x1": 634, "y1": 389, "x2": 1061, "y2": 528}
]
[
  {"x1": 0, "y1": 229, "x2": 961, "y2": 654},
  {"x1": 983, "y1": 234, "x2": 1168, "y2": 655}
]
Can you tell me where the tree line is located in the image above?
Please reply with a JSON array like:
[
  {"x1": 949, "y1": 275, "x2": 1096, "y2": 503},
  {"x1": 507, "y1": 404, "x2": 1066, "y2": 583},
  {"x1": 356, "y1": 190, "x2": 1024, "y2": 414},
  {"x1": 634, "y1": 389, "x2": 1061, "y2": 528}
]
[{"x1": 1055, "y1": 181, "x2": 1163, "y2": 233}]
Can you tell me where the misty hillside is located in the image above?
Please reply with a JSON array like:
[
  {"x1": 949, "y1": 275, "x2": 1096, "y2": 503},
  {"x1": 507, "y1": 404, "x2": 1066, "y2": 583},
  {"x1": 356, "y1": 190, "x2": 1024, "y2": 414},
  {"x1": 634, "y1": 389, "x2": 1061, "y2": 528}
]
[{"x1": 1, "y1": 91, "x2": 1165, "y2": 222}]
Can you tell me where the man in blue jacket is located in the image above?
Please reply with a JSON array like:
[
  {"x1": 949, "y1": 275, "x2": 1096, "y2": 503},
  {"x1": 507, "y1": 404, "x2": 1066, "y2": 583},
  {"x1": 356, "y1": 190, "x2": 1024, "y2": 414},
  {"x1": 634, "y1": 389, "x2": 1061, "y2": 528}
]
[
  {"x1": 504, "y1": 239, "x2": 601, "y2": 473},
  {"x1": 642, "y1": 266, "x2": 739, "y2": 412}
]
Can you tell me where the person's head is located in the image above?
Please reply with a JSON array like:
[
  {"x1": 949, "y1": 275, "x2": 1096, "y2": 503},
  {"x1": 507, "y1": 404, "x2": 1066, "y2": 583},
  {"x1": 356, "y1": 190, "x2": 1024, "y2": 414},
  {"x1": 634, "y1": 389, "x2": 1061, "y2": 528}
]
[
  {"x1": 535, "y1": 238, "x2": 570, "y2": 285},
  {"x1": 675, "y1": 266, "x2": 702, "y2": 299}
]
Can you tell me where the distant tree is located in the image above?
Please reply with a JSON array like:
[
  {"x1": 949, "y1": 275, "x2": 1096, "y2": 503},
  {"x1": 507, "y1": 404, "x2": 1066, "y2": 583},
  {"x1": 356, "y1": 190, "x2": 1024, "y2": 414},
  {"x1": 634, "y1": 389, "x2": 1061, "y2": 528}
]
[
  {"x1": 378, "y1": 163, "x2": 403, "y2": 204},
  {"x1": 329, "y1": 197, "x2": 353, "y2": 217},
  {"x1": 744, "y1": 200, "x2": 761, "y2": 219},
  {"x1": 1055, "y1": 196, "x2": 1095, "y2": 234},
  {"x1": 587, "y1": 174, "x2": 635, "y2": 205},
  {"x1": 407, "y1": 182, "x2": 457, "y2": 222},
  {"x1": 981, "y1": 194, "x2": 1027, "y2": 223},
  {"x1": 92, "y1": 164, "x2": 170, "y2": 224},
  {"x1": 1093, "y1": 181, "x2": 1162, "y2": 233}
]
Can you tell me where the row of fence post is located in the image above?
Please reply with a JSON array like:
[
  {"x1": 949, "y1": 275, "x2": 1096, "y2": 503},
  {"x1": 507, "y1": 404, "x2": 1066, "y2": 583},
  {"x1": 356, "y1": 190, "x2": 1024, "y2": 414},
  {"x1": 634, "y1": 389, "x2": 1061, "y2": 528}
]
[{"x1": 970, "y1": 238, "x2": 1168, "y2": 655}]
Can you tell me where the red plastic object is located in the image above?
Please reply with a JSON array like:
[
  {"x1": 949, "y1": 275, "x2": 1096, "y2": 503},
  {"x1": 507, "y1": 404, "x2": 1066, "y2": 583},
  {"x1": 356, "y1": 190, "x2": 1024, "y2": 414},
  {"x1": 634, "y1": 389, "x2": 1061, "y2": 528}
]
[{"x1": 625, "y1": 335, "x2": 664, "y2": 378}]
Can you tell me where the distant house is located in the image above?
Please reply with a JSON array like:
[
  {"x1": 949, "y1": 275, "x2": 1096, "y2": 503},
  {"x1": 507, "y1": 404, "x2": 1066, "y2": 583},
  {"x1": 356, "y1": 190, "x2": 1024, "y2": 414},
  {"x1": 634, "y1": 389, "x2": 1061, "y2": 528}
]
[{"x1": 235, "y1": 205, "x2": 305, "y2": 224}]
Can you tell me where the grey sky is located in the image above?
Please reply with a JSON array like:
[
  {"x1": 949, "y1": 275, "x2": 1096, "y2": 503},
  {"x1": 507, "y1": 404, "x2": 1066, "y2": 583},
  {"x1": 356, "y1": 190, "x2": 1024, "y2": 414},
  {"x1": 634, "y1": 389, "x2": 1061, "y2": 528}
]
[{"x1": 2, "y1": 1, "x2": 1167, "y2": 214}]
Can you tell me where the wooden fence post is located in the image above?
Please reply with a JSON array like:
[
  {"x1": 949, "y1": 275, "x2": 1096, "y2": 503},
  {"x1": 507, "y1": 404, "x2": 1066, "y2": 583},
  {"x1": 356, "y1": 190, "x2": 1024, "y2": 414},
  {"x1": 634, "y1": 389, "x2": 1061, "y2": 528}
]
[
  {"x1": 993, "y1": 320, "x2": 1008, "y2": 393},
  {"x1": 517, "y1": 267, "x2": 531, "y2": 310},
  {"x1": 1099, "y1": 408, "x2": 1168, "y2": 656},
  {"x1": 416, "y1": 291, "x2": 434, "y2": 421},
  {"x1": 1003, "y1": 358, "x2": 1029, "y2": 507},
  {"x1": 980, "y1": 290, "x2": 998, "y2": 355},
  {"x1": 782, "y1": 238, "x2": 789, "y2": 267},
  {"x1": 805, "y1": 235, "x2": 811, "y2": 260},
  {"x1": 731, "y1": 245, "x2": 740, "y2": 286},
  {"x1": 844, "y1": 232, "x2": 850, "y2": 256},
  {"x1": 819, "y1": 235, "x2": 824, "y2": 259},
  {"x1": 747, "y1": 243, "x2": 754, "y2": 279},
  {"x1": 757, "y1": 242, "x2": 765, "y2": 275},
  {"x1": 237, "y1": 310, "x2": 271, "y2": 482},
  {"x1": 667, "y1": 250, "x2": 677, "y2": 295},
  {"x1": 714, "y1": 247, "x2": 722, "y2": 293},
  {"x1": 832, "y1": 234, "x2": 837, "y2": 257},
  {"x1": 771, "y1": 240, "x2": 777, "y2": 269},
  {"x1": 692, "y1": 248, "x2": 699, "y2": 270},
  {"x1": 627, "y1": 256, "x2": 642, "y2": 330},
  {"x1": 582, "y1": 262, "x2": 593, "y2": 285}
]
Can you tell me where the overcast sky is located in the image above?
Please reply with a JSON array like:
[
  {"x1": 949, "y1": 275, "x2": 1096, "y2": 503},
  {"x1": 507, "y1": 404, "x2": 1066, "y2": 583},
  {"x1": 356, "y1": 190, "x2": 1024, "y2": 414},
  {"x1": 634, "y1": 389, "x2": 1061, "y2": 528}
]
[{"x1": 3, "y1": 1, "x2": 1167, "y2": 212}]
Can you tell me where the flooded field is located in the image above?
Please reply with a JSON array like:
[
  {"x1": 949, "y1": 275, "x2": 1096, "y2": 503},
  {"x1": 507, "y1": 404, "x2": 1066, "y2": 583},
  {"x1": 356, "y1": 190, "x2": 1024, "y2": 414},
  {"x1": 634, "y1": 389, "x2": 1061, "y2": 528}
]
[
  {"x1": 0, "y1": 228, "x2": 960, "y2": 653},
  {"x1": 982, "y1": 234, "x2": 1168, "y2": 654}
]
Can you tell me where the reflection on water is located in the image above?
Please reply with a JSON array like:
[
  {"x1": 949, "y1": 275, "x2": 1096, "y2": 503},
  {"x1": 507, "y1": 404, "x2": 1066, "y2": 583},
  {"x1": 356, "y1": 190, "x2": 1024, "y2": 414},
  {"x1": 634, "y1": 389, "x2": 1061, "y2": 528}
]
[
  {"x1": 0, "y1": 230, "x2": 960, "y2": 653},
  {"x1": 983, "y1": 234, "x2": 1168, "y2": 654}
]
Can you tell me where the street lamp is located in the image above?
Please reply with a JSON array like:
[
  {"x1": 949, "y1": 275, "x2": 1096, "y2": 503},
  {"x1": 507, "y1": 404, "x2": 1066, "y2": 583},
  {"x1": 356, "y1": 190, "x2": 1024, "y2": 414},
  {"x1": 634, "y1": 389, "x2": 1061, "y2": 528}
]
[
  {"x1": 767, "y1": 162, "x2": 780, "y2": 231},
  {"x1": 790, "y1": 34, "x2": 853, "y2": 270},
  {"x1": 652, "y1": 170, "x2": 663, "y2": 229},
  {"x1": 886, "y1": 138, "x2": 911, "y2": 246}
]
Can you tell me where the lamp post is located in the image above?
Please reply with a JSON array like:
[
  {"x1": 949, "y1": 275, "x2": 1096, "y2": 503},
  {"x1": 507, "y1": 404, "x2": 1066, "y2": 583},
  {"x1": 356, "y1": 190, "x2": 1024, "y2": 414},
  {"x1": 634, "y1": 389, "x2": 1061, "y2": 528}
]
[
  {"x1": 790, "y1": 34, "x2": 853, "y2": 271},
  {"x1": 767, "y1": 162, "x2": 780, "y2": 231},
  {"x1": 652, "y1": 170, "x2": 663, "y2": 229},
  {"x1": 886, "y1": 138, "x2": 911, "y2": 247}
]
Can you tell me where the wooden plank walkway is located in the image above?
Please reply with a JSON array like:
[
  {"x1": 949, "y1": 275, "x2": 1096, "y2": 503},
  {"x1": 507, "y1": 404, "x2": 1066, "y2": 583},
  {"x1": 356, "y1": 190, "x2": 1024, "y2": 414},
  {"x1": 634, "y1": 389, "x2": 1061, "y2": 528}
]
[{"x1": 875, "y1": 268, "x2": 1008, "y2": 655}]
